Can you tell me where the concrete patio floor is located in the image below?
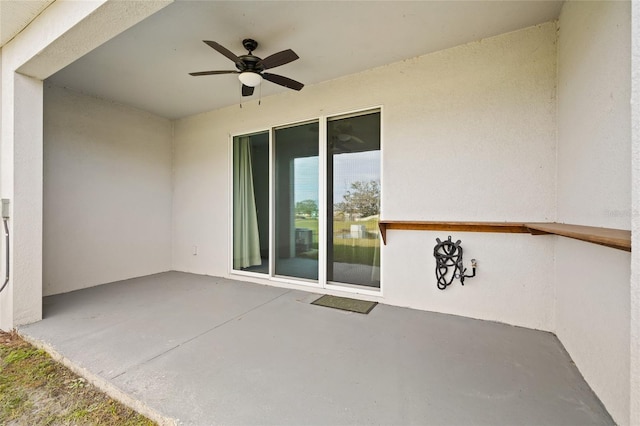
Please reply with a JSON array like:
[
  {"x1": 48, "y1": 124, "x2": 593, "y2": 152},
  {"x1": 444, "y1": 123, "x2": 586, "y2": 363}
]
[{"x1": 19, "y1": 271, "x2": 612, "y2": 425}]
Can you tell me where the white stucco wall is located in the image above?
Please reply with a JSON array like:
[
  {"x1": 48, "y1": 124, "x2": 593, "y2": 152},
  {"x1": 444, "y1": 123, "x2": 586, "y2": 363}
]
[
  {"x1": 629, "y1": 2, "x2": 639, "y2": 425},
  {"x1": 43, "y1": 85, "x2": 173, "y2": 295},
  {"x1": 0, "y1": 49, "x2": 6, "y2": 329},
  {"x1": 555, "y1": 2, "x2": 631, "y2": 424},
  {"x1": 172, "y1": 23, "x2": 557, "y2": 331},
  {"x1": 557, "y1": 1, "x2": 631, "y2": 229},
  {"x1": 3, "y1": 74, "x2": 43, "y2": 327}
]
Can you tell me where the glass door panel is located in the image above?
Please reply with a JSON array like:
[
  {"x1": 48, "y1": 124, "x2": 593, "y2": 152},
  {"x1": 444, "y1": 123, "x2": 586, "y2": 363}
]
[
  {"x1": 274, "y1": 122, "x2": 319, "y2": 280},
  {"x1": 232, "y1": 131, "x2": 269, "y2": 274},
  {"x1": 327, "y1": 112, "x2": 381, "y2": 288}
]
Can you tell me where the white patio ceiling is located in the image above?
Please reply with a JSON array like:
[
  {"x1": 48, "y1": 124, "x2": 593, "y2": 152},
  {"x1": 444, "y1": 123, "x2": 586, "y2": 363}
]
[{"x1": 41, "y1": 0, "x2": 563, "y2": 119}]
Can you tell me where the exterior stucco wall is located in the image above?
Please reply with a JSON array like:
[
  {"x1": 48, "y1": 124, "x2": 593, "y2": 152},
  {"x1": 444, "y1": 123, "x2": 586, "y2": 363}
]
[
  {"x1": 0, "y1": 48, "x2": 5, "y2": 329},
  {"x1": 172, "y1": 23, "x2": 557, "y2": 331},
  {"x1": 43, "y1": 85, "x2": 173, "y2": 295},
  {"x1": 630, "y1": 2, "x2": 640, "y2": 424},
  {"x1": 555, "y1": 2, "x2": 632, "y2": 424}
]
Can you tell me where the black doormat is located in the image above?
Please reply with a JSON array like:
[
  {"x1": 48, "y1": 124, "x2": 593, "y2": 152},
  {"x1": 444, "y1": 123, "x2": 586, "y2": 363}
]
[{"x1": 311, "y1": 295, "x2": 377, "y2": 314}]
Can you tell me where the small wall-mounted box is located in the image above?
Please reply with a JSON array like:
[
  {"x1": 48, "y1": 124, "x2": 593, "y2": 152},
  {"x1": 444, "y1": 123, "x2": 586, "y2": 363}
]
[{"x1": 1, "y1": 199, "x2": 9, "y2": 219}]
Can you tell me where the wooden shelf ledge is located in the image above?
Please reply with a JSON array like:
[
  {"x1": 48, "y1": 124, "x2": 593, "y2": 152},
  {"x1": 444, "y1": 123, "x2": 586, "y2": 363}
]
[
  {"x1": 524, "y1": 223, "x2": 631, "y2": 252},
  {"x1": 377, "y1": 221, "x2": 530, "y2": 245},
  {"x1": 378, "y1": 220, "x2": 631, "y2": 252}
]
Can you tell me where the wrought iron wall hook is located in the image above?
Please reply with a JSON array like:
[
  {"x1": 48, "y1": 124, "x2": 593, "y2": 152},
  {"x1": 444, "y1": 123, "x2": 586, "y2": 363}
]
[{"x1": 433, "y1": 236, "x2": 477, "y2": 290}]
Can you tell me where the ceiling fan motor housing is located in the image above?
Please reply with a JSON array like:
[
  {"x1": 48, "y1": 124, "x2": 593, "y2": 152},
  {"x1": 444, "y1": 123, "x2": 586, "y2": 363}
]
[
  {"x1": 236, "y1": 55, "x2": 263, "y2": 73},
  {"x1": 236, "y1": 40, "x2": 263, "y2": 73}
]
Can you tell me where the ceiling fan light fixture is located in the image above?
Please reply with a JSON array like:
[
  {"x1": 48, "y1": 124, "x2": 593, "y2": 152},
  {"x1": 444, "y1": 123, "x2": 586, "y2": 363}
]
[{"x1": 238, "y1": 72, "x2": 262, "y2": 87}]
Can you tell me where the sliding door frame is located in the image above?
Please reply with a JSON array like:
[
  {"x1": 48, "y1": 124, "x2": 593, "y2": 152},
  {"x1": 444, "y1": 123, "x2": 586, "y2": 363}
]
[
  {"x1": 228, "y1": 128, "x2": 272, "y2": 280},
  {"x1": 324, "y1": 106, "x2": 383, "y2": 296},
  {"x1": 228, "y1": 105, "x2": 384, "y2": 297},
  {"x1": 271, "y1": 118, "x2": 322, "y2": 287}
]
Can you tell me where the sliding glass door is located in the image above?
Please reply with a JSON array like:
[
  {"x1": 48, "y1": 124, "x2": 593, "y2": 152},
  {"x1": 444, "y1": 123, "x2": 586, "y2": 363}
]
[
  {"x1": 274, "y1": 121, "x2": 319, "y2": 281},
  {"x1": 327, "y1": 111, "x2": 381, "y2": 288},
  {"x1": 232, "y1": 109, "x2": 380, "y2": 290}
]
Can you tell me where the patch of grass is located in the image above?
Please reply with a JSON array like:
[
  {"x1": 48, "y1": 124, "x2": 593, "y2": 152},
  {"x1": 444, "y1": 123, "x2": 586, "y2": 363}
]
[
  {"x1": 294, "y1": 217, "x2": 380, "y2": 265},
  {"x1": 295, "y1": 218, "x2": 381, "y2": 239},
  {"x1": 0, "y1": 330, "x2": 156, "y2": 426},
  {"x1": 5, "y1": 347, "x2": 40, "y2": 364},
  {"x1": 332, "y1": 244, "x2": 380, "y2": 266},
  {"x1": 334, "y1": 218, "x2": 380, "y2": 232}
]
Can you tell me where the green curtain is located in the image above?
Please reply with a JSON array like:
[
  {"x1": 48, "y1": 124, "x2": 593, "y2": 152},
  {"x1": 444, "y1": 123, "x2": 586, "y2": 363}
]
[{"x1": 233, "y1": 137, "x2": 262, "y2": 269}]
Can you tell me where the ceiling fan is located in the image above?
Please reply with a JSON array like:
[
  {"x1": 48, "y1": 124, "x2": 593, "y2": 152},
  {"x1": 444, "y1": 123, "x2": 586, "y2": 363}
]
[
  {"x1": 331, "y1": 122, "x2": 365, "y2": 144},
  {"x1": 307, "y1": 121, "x2": 366, "y2": 153},
  {"x1": 189, "y1": 38, "x2": 304, "y2": 96}
]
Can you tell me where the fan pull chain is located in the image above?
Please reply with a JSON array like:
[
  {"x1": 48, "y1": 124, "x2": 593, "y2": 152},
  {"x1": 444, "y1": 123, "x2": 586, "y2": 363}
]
[{"x1": 258, "y1": 83, "x2": 262, "y2": 106}]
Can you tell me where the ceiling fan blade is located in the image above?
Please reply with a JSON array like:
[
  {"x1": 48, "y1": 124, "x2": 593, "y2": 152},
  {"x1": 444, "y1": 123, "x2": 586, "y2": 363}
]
[
  {"x1": 189, "y1": 70, "x2": 238, "y2": 76},
  {"x1": 242, "y1": 85, "x2": 254, "y2": 96},
  {"x1": 262, "y1": 73, "x2": 304, "y2": 91},
  {"x1": 258, "y1": 49, "x2": 299, "y2": 69},
  {"x1": 203, "y1": 40, "x2": 240, "y2": 63}
]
